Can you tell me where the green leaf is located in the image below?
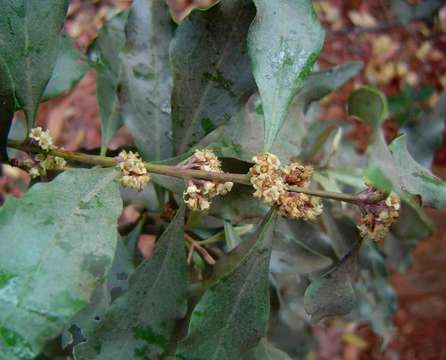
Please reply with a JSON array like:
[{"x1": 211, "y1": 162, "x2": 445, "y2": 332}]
[
  {"x1": 62, "y1": 226, "x2": 140, "y2": 349},
  {"x1": 175, "y1": 210, "x2": 278, "y2": 360},
  {"x1": 391, "y1": 0, "x2": 444, "y2": 23},
  {"x1": 171, "y1": 0, "x2": 257, "y2": 154},
  {"x1": 272, "y1": 218, "x2": 334, "y2": 275},
  {"x1": 385, "y1": 203, "x2": 432, "y2": 271},
  {"x1": 74, "y1": 205, "x2": 187, "y2": 360},
  {"x1": 296, "y1": 61, "x2": 362, "y2": 113},
  {"x1": 245, "y1": 338, "x2": 292, "y2": 360},
  {"x1": 402, "y1": 90, "x2": 446, "y2": 167},
  {"x1": 387, "y1": 134, "x2": 446, "y2": 208},
  {"x1": 209, "y1": 184, "x2": 269, "y2": 224},
  {"x1": 223, "y1": 62, "x2": 360, "y2": 163},
  {"x1": 0, "y1": 58, "x2": 15, "y2": 161},
  {"x1": 120, "y1": 0, "x2": 173, "y2": 160},
  {"x1": 304, "y1": 246, "x2": 358, "y2": 322},
  {"x1": 356, "y1": 242, "x2": 396, "y2": 343},
  {"x1": 0, "y1": 168, "x2": 122, "y2": 359},
  {"x1": 42, "y1": 33, "x2": 88, "y2": 101},
  {"x1": 248, "y1": 0, "x2": 324, "y2": 151},
  {"x1": 347, "y1": 86, "x2": 388, "y2": 127},
  {"x1": 0, "y1": 0, "x2": 69, "y2": 130},
  {"x1": 89, "y1": 11, "x2": 129, "y2": 155}
]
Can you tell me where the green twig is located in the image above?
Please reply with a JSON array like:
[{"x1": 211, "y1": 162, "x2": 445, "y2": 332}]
[{"x1": 6, "y1": 139, "x2": 382, "y2": 204}]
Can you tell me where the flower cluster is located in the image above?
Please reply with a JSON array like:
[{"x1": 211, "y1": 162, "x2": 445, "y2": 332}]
[
  {"x1": 182, "y1": 149, "x2": 233, "y2": 211},
  {"x1": 23, "y1": 154, "x2": 67, "y2": 178},
  {"x1": 30, "y1": 127, "x2": 56, "y2": 151},
  {"x1": 117, "y1": 150, "x2": 150, "y2": 191},
  {"x1": 278, "y1": 162, "x2": 322, "y2": 220},
  {"x1": 25, "y1": 127, "x2": 66, "y2": 178},
  {"x1": 250, "y1": 153, "x2": 285, "y2": 204},
  {"x1": 357, "y1": 186, "x2": 401, "y2": 242},
  {"x1": 249, "y1": 153, "x2": 322, "y2": 220}
]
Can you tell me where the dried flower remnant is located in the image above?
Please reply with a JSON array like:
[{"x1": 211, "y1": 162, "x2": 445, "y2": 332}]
[
  {"x1": 249, "y1": 155, "x2": 323, "y2": 220},
  {"x1": 250, "y1": 153, "x2": 285, "y2": 205},
  {"x1": 181, "y1": 149, "x2": 233, "y2": 211},
  {"x1": 278, "y1": 162, "x2": 322, "y2": 220},
  {"x1": 282, "y1": 161, "x2": 313, "y2": 187},
  {"x1": 117, "y1": 150, "x2": 151, "y2": 191},
  {"x1": 357, "y1": 185, "x2": 401, "y2": 242}
]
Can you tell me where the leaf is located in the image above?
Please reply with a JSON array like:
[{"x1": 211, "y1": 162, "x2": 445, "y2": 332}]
[
  {"x1": 296, "y1": 61, "x2": 363, "y2": 113},
  {"x1": 223, "y1": 220, "x2": 243, "y2": 251},
  {"x1": 402, "y1": 90, "x2": 446, "y2": 167},
  {"x1": 355, "y1": 242, "x2": 396, "y2": 343},
  {"x1": 245, "y1": 338, "x2": 292, "y2": 360},
  {"x1": 209, "y1": 184, "x2": 269, "y2": 224},
  {"x1": 42, "y1": 33, "x2": 88, "y2": 101},
  {"x1": 166, "y1": 0, "x2": 219, "y2": 23},
  {"x1": 391, "y1": 0, "x2": 444, "y2": 23},
  {"x1": 0, "y1": 168, "x2": 122, "y2": 359},
  {"x1": 120, "y1": 0, "x2": 173, "y2": 160},
  {"x1": 347, "y1": 86, "x2": 388, "y2": 127},
  {"x1": 248, "y1": 0, "x2": 324, "y2": 151},
  {"x1": 0, "y1": 0, "x2": 69, "y2": 130},
  {"x1": 89, "y1": 10, "x2": 129, "y2": 155},
  {"x1": 0, "y1": 58, "x2": 15, "y2": 161},
  {"x1": 304, "y1": 246, "x2": 358, "y2": 322},
  {"x1": 225, "y1": 61, "x2": 360, "y2": 163},
  {"x1": 272, "y1": 217, "x2": 335, "y2": 275},
  {"x1": 171, "y1": 0, "x2": 257, "y2": 154},
  {"x1": 387, "y1": 134, "x2": 446, "y2": 208},
  {"x1": 385, "y1": 203, "x2": 432, "y2": 271},
  {"x1": 175, "y1": 210, "x2": 278, "y2": 360},
  {"x1": 74, "y1": 205, "x2": 187, "y2": 360}
]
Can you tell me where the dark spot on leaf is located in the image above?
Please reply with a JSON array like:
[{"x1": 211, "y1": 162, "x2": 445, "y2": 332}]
[
  {"x1": 200, "y1": 117, "x2": 216, "y2": 135},
  {"x1": 133, "y1": 326, "x2": 167, "y2": 350},
  {"x1": 0, "y1": 270, "x2": 14, "y2": 288}
]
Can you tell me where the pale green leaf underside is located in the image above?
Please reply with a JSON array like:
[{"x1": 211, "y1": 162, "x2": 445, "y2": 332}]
[
  {"x1": 248, "y1": 0, "x2": 325, "y2": 151},
  {"x1": 175, "y1": 210, "x2": 278, "y2": 360},
  {"x1": 388, "y1": 134, "x2": 446, "y2": 208},
  {"x1": 75, "y1": 205, "x2": 187, "y2": 360},
  {"x1": 0, "y1": 168, "x2": 122, "y2": 359}
]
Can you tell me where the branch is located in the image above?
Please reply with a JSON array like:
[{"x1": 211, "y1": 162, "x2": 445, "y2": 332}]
[{"x1": 6, "y1": 139, "x2": 382, "y2": 204}]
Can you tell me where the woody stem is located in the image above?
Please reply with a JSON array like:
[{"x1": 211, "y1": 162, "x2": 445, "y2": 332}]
[{"x1": 6, "y1": 139, "x2": 382, "y2": 204}]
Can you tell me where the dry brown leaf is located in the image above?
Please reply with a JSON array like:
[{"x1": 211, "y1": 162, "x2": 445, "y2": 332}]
[
  {"x1": 166, "y1": 0, "x2": 219, "y2": 23},
  {"x1": 348, "y1": 10, "x2": 377, "y2": 28}
]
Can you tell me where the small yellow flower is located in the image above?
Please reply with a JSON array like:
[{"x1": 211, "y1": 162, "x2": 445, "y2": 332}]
[
  {"x1": 117, "y1": 150, "x2": 150, "y2": 191},
  {"x1": 29, "y1": 127, "x2": 55, "y2": 151},
  {"x1": 249, "y1": 153, "x2": 322, "y2": 220},
  {"x1": 278, "y1": 193, "x2": 322, "y2": 221},
  {"x1": 181, "y1": 149, "x2": 233, "y2": 211},
  {"x1": 250, "y1": 153, "x2": 285, "y2": 205},
  {"x1": 282, "y1": 162, "x2": 313, "y2": 187}
]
